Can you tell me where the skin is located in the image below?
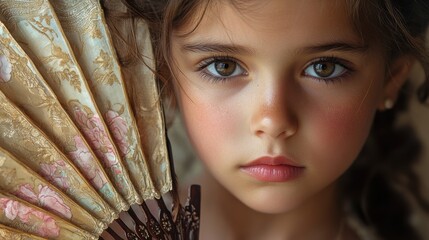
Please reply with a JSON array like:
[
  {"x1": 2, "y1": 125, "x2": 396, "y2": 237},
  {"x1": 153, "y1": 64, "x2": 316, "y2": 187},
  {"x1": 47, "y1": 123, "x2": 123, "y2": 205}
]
[{"x1": 170, "y1": 0, "x2": 412, "y2": 239}]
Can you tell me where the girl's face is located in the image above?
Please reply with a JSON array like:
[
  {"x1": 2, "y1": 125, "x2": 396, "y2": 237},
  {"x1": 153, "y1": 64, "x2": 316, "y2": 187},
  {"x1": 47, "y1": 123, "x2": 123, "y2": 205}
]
[{"x1": 171, "y1": 0, "x2": 392, "y2": 213}]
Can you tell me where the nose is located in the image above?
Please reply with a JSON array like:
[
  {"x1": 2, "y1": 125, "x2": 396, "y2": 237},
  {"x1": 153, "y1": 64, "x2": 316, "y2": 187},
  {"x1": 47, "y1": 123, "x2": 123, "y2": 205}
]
[{"x1": 250, "y1": 81, "x2": 298, "y2": 140}]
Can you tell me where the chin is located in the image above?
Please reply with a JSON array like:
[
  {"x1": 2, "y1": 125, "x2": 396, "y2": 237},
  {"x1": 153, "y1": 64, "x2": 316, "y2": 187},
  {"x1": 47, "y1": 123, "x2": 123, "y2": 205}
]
[
  {"x1": 244, "y1": 199, "x2": 301, "y2": 215},
  {"x1": 235, "y1": 187, "x2": 306, "y2": 215}
]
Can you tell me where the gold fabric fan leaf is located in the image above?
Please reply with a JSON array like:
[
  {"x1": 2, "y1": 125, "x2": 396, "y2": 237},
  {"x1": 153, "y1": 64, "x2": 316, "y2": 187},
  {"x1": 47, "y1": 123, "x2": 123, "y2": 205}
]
[
  {"x1": 0, "y1": 190, "x2": 96, "y2": 239},
  {"x1": 0, "y1": 19, "x2": 128, "y2": 215},
  {"x1": 0, "y1": 22, "x2": 120, "y2": 224},
  {"x1": 49, "y1": 0, "x2": 165, "y2": 201},
  {"x1": 0, "y1": 0, "x2": 142, "y2": 209},
  {"x1": 102, "y1": 0, "x2": 173, "y2": 196},
  {"x1": 0, "y1": 146, "x2": 104, "y2": 235},
  {"x1": 0, "y1": 90, "x2": 114, "y2": 229},
  {"x1": 0, "y1": 223, "x2": 46, "y2": 240}
]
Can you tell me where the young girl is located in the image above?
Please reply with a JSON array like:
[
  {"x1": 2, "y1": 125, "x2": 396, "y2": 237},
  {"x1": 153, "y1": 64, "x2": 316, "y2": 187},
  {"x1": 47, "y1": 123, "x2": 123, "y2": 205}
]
[{"x1": 107, "y1": 0, "x2": 429, "y2": 239}]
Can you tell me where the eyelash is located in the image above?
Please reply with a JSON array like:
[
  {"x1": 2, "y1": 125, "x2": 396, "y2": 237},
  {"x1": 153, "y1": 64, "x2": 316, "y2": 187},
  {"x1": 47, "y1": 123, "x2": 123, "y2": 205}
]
[
  {"x1": 303, "y1": 56, "x2": 353, "y2": 83},
  {"x1": 196, "y1": 56, "x2": 247, "y2": 83},
  {"x1": 196, "y1": 56, "x2": 353, "y2": 83}
]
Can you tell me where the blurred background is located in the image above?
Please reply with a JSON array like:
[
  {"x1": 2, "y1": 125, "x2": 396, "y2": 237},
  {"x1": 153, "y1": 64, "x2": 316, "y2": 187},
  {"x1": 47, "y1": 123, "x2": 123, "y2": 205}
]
[{"x1": 407, "y1": 62, "x2": 429, "y2": 238}]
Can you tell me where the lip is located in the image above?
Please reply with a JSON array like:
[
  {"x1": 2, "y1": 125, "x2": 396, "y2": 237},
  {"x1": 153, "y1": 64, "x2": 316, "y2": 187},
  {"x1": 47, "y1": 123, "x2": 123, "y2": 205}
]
[{"x1": 240, "y1": 156, "x2": 304, "y2": 182}]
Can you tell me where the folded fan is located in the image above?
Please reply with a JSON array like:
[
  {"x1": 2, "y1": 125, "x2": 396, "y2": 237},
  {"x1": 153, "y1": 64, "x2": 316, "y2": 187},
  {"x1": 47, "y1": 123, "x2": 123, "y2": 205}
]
[{"x1": 0, "y1": 0, "x2": 199, "y2": 239}]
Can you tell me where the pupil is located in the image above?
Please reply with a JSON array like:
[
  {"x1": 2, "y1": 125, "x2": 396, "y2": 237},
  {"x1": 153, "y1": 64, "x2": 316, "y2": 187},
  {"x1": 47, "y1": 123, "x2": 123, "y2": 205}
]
[
  {"x1": 314, "y1": 62, "x2": 335, "y2": 77},
  {"x1": 215, "y1": 61, "x2": 236, "y2": 76}
]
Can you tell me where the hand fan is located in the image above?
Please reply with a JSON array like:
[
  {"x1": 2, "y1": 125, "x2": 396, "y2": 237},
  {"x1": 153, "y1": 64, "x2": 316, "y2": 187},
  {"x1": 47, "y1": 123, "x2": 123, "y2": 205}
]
[{"x1": 0, "y1": 0, "x2": 200, "y2": 239}]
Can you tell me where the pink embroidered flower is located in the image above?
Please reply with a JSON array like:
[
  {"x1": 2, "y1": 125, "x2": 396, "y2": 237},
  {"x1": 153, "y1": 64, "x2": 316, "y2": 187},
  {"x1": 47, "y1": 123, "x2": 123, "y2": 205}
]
[
  {"x1": 15, "y1": 203, "x2": 33, "y2": 223},
  {"x1": 69, "y1": 136, "x2": 107, "y2": 190},
  {"x1": 15, "y1": 184, "x2": 72, "y2": 220},
  {"x1": 0, "y1": 198, "x2": 60, "y2": 238},
  {"x1": 15, "y1": 184, "x2": 38, "y2": 203},
  {"x1": 0, "y1": 55, "x2": 12, "y2": 83},
  {"x1": 0, "y1": 198, "x2": 34, "y2": 223},
  {"x1": 38, "y1": 185, "x2": 72, "y2": 219},
  {"x1": 0, "y1": 198, "x2": 19, "y2": 220},
  {"x1": 69, "y1": 136, "x2": 93, "y2": 165},
  {"x1": 40, "y1": 161, "x2": 70, "y2": 190},
  {"x1": 105, "y1": 110, "x2": 130, "y2": 156},
  {"x1": 33, "y1": 211, "x2": 60, "y2": 238},
  {"x1": 84, "y1": 120, "x2": 106, "y2": 150},
  {"x1": 72, "y1": 107, "x2": 119, "y2": 168}
]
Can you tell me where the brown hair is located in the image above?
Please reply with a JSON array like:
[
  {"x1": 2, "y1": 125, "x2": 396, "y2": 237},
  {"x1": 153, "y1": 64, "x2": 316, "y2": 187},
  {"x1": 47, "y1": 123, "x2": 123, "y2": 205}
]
[
  {"x1": 103, "y1": 0, "x2": 429, "y2": 239},
  {"x1": 345, "y1": 0, "x2": 429, "y2": 102}
]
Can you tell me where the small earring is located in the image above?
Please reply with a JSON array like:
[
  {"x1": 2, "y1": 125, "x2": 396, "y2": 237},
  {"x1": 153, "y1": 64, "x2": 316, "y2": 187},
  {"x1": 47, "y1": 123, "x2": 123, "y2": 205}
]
[{"x1": 384, "y1": 98, "x2": 394, "y2": 109}]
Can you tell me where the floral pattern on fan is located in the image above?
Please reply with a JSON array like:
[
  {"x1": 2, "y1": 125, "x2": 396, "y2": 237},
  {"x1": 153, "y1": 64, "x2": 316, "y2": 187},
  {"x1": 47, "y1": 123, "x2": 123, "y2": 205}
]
[
  {"x1": 39, "y1": 160, "x2": 71, "y2": 190},
  {"x1": 0, "y1": 22, "x2": 121, "y2": 223},
  {"x1": 69, "y1": 135, "x2": 108, "y2": 190},
  {"x1": 0, "y1": 145, "x2": 105, "y2": 237},
  {"x1": 14, "y1": 184, "x2": 72, "y2": 220},
  {"x1": 71, "y1": 104, "x2": 124, "y2": 177},
  {"x1": 0, "y1": 0, "x2": 136, "y2": 210},
  {"x1": 52, "y1": 0, "x2": 165, "y2": 199},
  {"x1": 0, "y1": 198, "x2": 60, "y2": 238},
  {"x1": 93, "y1": 50, "x2": 119, "y2": 86},
  {"x1": 105, "y1": 109, "x2": 130, "y2": 157}
]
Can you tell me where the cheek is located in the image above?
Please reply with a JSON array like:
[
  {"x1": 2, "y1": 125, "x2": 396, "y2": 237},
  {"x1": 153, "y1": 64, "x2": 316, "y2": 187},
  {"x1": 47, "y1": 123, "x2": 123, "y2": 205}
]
[
  {"x1": 305, "y1": 75, "x2": 383, "y2": 169},
  {"x1": 308, "y1": 99, "x2": 377, "y2": 171},
  {"x1": 323, "y1": 107, "x2": 372, "y2": 142},
  {"x1": 178, "y1": 90, "x2": 241, "y2": 163}
]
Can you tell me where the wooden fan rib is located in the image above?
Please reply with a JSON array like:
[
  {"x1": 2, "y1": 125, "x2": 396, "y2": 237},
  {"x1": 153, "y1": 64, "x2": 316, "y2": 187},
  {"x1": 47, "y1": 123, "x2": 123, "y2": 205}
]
[{"x1": 104, "y1": 185, "x2": 202, "y2": 240}]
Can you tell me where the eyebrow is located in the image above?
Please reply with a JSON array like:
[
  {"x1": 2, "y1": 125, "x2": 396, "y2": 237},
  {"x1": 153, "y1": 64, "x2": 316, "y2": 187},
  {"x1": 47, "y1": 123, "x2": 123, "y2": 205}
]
[
  {"x1": 182, "y1": 42, "x2": 254, "y2": 55},
  {"x1": 303, "y1": 42, "x2": 369, "y2": 53},
  {"x1": 182, "y1": 41, "x2": 369, "y2": 55}
]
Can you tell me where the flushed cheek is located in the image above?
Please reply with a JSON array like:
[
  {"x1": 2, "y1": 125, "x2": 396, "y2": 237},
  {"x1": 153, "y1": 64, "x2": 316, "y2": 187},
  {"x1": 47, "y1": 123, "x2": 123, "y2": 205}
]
[{"x1": 307, "y1": 103, "x2": 376, "y2": 173}]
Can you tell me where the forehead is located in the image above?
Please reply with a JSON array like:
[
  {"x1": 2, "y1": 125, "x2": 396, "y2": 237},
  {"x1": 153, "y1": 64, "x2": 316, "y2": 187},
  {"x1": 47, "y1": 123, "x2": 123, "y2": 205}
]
[{"x1": 173, "y1": 0, "x2": 368, "y2": 52}]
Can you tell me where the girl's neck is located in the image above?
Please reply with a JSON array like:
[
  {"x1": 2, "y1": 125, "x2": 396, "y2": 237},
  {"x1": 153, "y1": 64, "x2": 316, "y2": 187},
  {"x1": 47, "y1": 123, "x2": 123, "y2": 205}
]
[{"x1": 194, "y1": 169, "x2": 351, "y2": 240}]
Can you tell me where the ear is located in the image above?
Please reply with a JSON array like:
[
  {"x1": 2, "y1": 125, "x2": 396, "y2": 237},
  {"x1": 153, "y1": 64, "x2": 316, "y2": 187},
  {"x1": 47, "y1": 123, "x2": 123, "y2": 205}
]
[{"x1": 378, "y1": 55, "x2": 415, "y2": 110}]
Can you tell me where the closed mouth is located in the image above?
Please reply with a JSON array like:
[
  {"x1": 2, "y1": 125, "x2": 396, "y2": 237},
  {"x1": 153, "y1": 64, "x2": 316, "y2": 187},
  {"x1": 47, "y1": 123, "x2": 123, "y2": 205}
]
[{"x1": 240, "y1": 156, "x2": 304, "y2": 182}]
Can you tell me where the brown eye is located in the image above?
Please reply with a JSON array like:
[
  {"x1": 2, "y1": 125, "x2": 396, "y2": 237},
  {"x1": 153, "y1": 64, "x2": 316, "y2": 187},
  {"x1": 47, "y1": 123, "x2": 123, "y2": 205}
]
[
  {"x1": 313, "y1": 62, "x2": 335, "y2": 78},
  {"x1": 304, "y1": 58, "x2": 347, "y2": 81},
  {"x1": 214, "y1": 60, "x2": 237, "y2": 76},
  {"x1": 203, "y1": 58, "x2": 246, "y2": 81}
]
